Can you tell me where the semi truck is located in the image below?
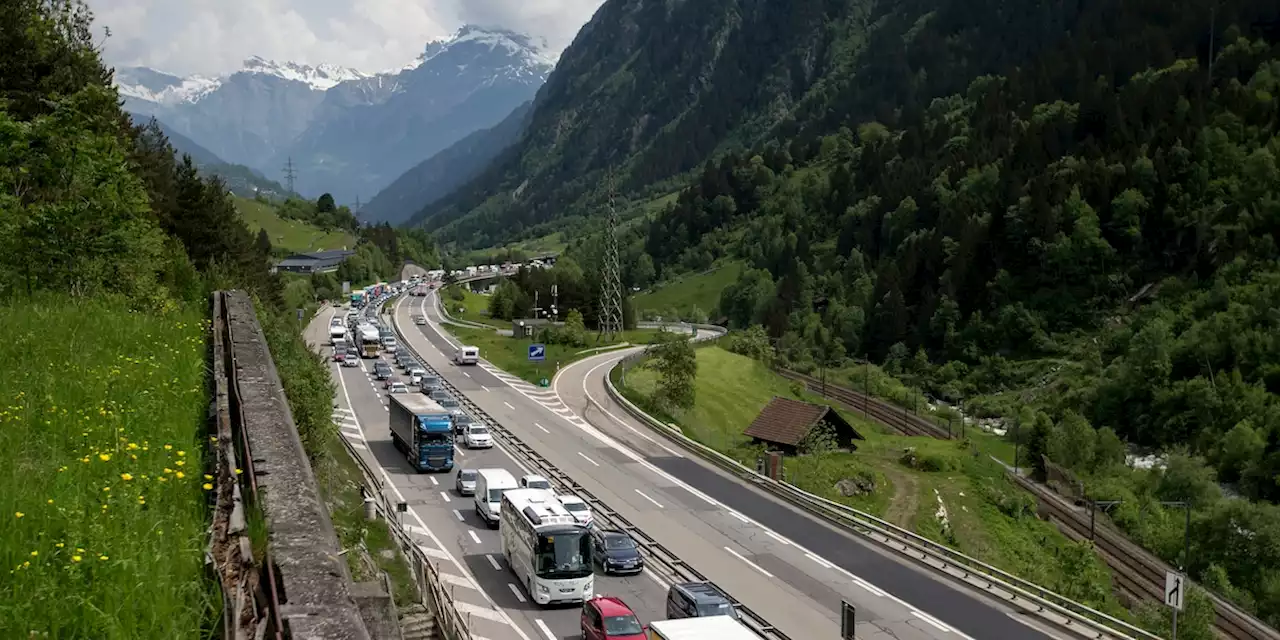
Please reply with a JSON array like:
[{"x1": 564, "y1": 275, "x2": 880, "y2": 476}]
[
  {"x1": 358, "y1": 323, "x2": 381, "y2": 358},
  {"x1": 388, "y1": 394, "x2": 455, "y2": 472},
  {"x1": 646, "y1": 616, "x2": 758, "y2": 640}
]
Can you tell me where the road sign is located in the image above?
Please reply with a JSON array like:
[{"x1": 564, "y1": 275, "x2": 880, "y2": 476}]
[
  {"x1": 342, "y1": 280, "x2": 351, "y2": 294},
  {"x1": 1165, "y1": 571, "x2": 1184, "y2": 610},
  {"x1": 295, "y1": 308, "x2": 303, "y2": 322},
  {"x1": 528, "y1": 343, "x2": 546, "y2": 361}
]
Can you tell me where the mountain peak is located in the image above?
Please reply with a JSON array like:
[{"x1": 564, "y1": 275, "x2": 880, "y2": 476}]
[
  {"x1": 407, "y1": 24, "x2": 556, "y2": 71},
  {"x1": 238, "y1": 56, "x2": 370, "y2": 90}
]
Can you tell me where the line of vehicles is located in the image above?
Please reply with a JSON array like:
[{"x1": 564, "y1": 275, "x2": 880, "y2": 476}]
[{"x1": 347, "y1": 288, "x2": 757, "y2": 639}]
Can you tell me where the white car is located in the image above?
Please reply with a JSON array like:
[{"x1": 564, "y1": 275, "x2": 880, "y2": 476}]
[
  {"x1": 388, "y1": 382, "x2": 408, "y2": 394},
  {"x1": 519, "y1": 474, "x2": 552, "y2": 490},
  {"x1": 556, "y1": 494, "x2": 593, "y2": 526},
  {"x1": 464, "y1": 424, "x2": 493, "y2": 449}
]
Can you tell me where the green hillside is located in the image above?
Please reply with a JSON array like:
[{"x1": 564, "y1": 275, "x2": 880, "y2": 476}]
[
  {"x1": 233, "y1": 197, "x2": 356, "y2": 256},
  {"x1": 633, "y1": 261, "x2": 743, "y2": 321}
]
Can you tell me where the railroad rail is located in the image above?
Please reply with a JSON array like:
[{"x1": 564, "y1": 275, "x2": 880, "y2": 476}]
[
  {"x1": 719, "y1": 363, "x2": 1280, "y2": 639},
  {"x1": 389, "y1": 296, "x2": 790, "y2": 640}
]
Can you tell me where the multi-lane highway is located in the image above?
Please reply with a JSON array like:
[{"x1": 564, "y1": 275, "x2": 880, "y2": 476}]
[
  {"x1": 308, "y1": 279, "x2": 1063, "y2": 640},
  {"x1": 394, "y1": 286, "x2": 1038, "y2": 640}
]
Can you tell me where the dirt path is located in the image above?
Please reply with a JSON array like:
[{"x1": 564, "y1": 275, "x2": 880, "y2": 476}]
[{"x1": 883, "y1": 469, "x2": 920, "y2": 527}]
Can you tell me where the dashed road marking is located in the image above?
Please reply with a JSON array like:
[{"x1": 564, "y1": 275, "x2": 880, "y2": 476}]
[{"x1": 507, "y1": 583, "x2": 526, "y2": 603}]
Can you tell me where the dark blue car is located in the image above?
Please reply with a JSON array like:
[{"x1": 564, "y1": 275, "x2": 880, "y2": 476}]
[{"x1": 591, "y1": 528, "x2": 644, "y2": 575}]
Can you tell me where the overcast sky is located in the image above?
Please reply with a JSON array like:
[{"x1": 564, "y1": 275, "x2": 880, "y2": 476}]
[{"x1": 87, "y1": 0, "x2": 604, "y2": 76}]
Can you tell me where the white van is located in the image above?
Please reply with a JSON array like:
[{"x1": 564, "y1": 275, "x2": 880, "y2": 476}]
[
  {"x1": 454, "y1": 345, "x2": 479, "y2": 365},
  {"x1": 474, "y1": 468, "x2": 517, "y2": 528}
]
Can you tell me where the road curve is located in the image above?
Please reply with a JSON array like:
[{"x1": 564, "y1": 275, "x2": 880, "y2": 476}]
[
  {"x1": 553, "y1": 344, "x2": 1062, "y2": 640},
  {"x1": 393, "y1": 289, "x2": 995, "y2": 640}
]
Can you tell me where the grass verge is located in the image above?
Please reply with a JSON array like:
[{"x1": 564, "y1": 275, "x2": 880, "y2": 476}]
[
  {"x1": 258, "y1": 303, "x2": 419, "y2": 608},
  {"x1": 445, "y1": 324, "x2": 663, "y2": 385},
  {"x1": 0, "y1": 295, "x2": 217, "y2": 638},
  {"x1": 615, "y1": 346, "x2": 1131, "y2": 619},
  {"x1": 633, "y1": 261, "x2": 743, "y2": 318},
  {"x1": 440, "y1": 285, "x2": 502, "y2": 327}
]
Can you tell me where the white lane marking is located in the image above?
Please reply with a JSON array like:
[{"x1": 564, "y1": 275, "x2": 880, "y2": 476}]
[
  {"x1": 429, "y1": 476, "x2": 439, "y2": 486},
  {"x1": 468, "y1": 530, "x2": 482, "y2": 544},
  {"x1": 853, "y1": 577, "x2": 886, "y2": 597},
  {"x1": 534, "y1": 423, "x2": 550, "y2": 433},
  {"x1": 728, "y1": 510, "x2": 750, "y2": 523},
  {"x1": 912, "y1": 610, "x2": 952, "y2": 633},
  {"x1": 487, "y1": 554, "x2": 502, "y2": 570},
  {"x1": 634, "y1": 489, "x2": 664, "y2": 508},
  {"x1": 577, "y1": 452, "x2": 600, "y2": 467},
  {"x1": 534, "y1": 620, "x2": 556, "y2": 640},
  {"x1": 463, "y1": 371, "x2": 471, "y2": 378},
  {"x1": 579, "y1": 359, "x2": 686, "y2": 457},
  {"x1": 503, "y1": 401, "x2": 515, "y2": 410},
  {"x1": 454, "y1": 446, "x2": 466, "y2": 457},
  {"x1": 383, "y1": 406, "x2": 389, "y2": 411},
  {"x1": 453, "y1": 509, "x2": 465, "y2": 522},
  {"x1": 331, "y1": 356, "x2": 530, "y2": 640},
  {"x1": 507, "y1": 583, "x2": 527, "y2": 603},
  {"x1": 440, "y1": 491, "x2": 451, "y2": 503},
  {"x1": 723, "y1": 546, "x2": 774, "y2": 578},
  {"x1": 455, "y1": 602, "x2": 508, "y2": 624},
  {"x1": 806, "y1": 552, "x2": 833, "y2": 569}
]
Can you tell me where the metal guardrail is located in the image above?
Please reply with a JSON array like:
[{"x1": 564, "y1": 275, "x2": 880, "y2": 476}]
[
  {"x1": 334, "y1": 434, "x2": 474, "y2": 640},
  {"x1": 601, "y1": 349, "x2": 1160, "y2": 640},
  {"x1": 388, "y1": 294, "x2": 789, "y2": 640}
]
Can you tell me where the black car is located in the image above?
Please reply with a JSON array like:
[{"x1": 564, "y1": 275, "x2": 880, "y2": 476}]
[
  {"x1": 590, "y1": 529, "x2": 644, "y2": 575},
  {"x1": 665, "y1": 582, "x2": 739, "y2": 620},
  {"x1": 373, "y1": 363, "x2": 392, "y2": 380}
]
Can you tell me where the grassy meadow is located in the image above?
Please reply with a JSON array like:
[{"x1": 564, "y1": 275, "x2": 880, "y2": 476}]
[{"x1": 0, "y1": 297, "x2": 216, "y2": 638}]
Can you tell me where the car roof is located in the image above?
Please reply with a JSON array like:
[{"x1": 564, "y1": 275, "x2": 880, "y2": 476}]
[
  {"x1": 597, "y1": 529, "x2": 629, "y2": 539},
  {"x1": 556, "y1": 494, "x2": 585, "y2": 504},
  {"x1": 522, "y1": 474, "x2": 548, "y2": 482},
  {"x1": 590, "y1": 595, "x2": 635, "y2": 617},
  {"x1": 673, "y1": 582, "x2": 731, "y2": 603}
]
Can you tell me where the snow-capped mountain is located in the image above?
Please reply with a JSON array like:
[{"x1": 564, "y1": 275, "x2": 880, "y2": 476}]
[{"x1": 117, "y1": 25, "x2": 554, "y2": 203}]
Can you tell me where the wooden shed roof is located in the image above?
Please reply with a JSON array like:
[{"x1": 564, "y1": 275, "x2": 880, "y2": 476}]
[{"x1": 743, "y1": 396, "x2": 860, "y2": 446}]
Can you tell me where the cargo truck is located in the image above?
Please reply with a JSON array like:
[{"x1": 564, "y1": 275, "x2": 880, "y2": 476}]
[
  {"x1": 646, "y1": 616, "x2": 758, "y2": 639},
  {"x1": 388, "y1": 394, "x2": 454, "y2": 472},
  {"x1": 358, "y1": 323, "x2": 381, "y2": 358}
]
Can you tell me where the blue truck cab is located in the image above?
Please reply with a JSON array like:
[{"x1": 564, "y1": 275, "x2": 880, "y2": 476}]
[{"x1": 388, "y1": 394, "x2": 455, "y2": 472}]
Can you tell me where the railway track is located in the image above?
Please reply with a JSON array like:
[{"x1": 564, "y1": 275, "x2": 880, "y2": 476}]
[
  {"x1": 780, "y1": 367, "x2": 1279, "y2": 639},
  {"x1": 778, "y1": 369, "x2": 952, "y2": 439}
]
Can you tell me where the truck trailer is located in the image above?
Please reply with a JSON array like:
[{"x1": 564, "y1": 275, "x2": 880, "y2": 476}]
[
  {"x1": 388, "y1": 394, "x2": 454, "y2": 472},
  {"x1": 646, "y1": 616, "x2": 758, "y2": 640},
  {"x1": 358, "y1": 323, "x2": 381, "y2": 358}
]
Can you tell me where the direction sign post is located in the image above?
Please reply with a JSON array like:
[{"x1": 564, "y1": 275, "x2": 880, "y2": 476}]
[
  {"x1": 528, "y1": 343, "x2": 546, "y2": 362},
  {"x1": 1166, "y1": 570, "x2": 1184, "y2": 639}
]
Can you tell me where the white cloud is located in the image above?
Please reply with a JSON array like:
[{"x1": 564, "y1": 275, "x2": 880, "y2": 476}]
[{"x1": 87, "y1": 0, "x2": 603, "y2": 76}]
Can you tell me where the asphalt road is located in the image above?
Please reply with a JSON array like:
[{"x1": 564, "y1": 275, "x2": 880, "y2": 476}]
[
  {"x1": 392, "y1": 292, "x2": 974, "y2": 640},
  {"x1": 307, "y1": 310, "x2": 668, "y2": 640},
  {"x1": 556, "y1": 350, "x2": 1059, "y2": 640}
]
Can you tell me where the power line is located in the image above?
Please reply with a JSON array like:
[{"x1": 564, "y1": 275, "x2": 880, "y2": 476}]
[
  {"x1": 282, "y1": 157, "x2": 297, "y2": 194},
  {"x1": 597, "y1": 173, "x2": 624, "y2": 343}
]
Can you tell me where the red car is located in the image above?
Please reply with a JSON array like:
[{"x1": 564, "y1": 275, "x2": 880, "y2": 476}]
[{"x1": 581, "y1": 596, "x2": 646, "y2": 640}]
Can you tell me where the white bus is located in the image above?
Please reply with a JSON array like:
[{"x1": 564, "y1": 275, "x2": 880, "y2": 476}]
[{"x1": 500, "y1": 488, "x2": 594, "y2": 605}]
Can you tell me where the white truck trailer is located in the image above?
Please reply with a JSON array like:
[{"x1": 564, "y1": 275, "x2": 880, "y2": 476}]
[{"x1": 647, "y1": 616, "x2": 758, "y2": 640}]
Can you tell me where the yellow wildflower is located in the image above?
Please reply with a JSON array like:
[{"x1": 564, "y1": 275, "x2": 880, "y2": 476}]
[
  {"x1": 175, "y1": 471, "x2": 185, "y2": 479},
  {"x1": 164, "y1": 444, "x2": 172, "y2": 451},
  {"x1": 98, "y1": 453, "x2": 110, "y2": 462},
  {"x1": 14, "y1": 512, "x2": 23, "y2": 519},
  {"x1": 120, "y1": 473, "x2": 133, "y2": 481},
  {"x1": 202, "y1": 483, "x2": 213, "y2": 490},
  {"x1": 177, "y1": 451, "x2": 185, "y2": 457},
  {"x1": 29, "y1": 551, "x2": 37, "y2": 557},
  {"x1": 71, "y1": 556, "x2": 81, "y2": 563},
  {"x1": 99, "y1": 555, "x2": 108, "y2": 561}
]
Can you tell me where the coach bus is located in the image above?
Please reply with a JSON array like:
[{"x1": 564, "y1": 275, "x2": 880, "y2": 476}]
[{"x1": 500, "y1": 488, "x2": 594, "y2": 605}]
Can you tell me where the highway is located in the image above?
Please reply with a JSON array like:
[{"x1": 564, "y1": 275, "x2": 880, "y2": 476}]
[
  {"x1": 393, "y1": 288, "x2": 1008, "y2": 640},
  {"x1": 308, "y1": 309, "x2": 670, "y2": 640}
]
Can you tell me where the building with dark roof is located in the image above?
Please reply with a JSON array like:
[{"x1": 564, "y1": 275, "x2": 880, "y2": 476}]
[
  {"x1": 743, "y1": 396, "x2": 863, "y2": 454},
  {"x1": 275, "y1": 249, "x2": 355, "y2": 274}
]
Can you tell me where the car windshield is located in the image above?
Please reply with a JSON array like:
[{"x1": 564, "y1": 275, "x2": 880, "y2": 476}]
[
  {"x1": 526, "y1": 479, "x2": 550, "y2": 489},
  {"x1": 563, "y1": 502, "x2": 587, "y2": 512},
  {"x1": 604, "y1": 535, "x2": 635, "y2": 550},
  {"x1": 535, "y1": 530, "x2": 592, "y2": 579},
  {"x1": 603, "y1": 615, "x2": 644, "y2": 636},
  {"x1": 696, "y1": 602, "x2": 738, "y2": 619},
  {"x1": 440, "y1": 399, "x2": 459, "y2": 408},
  {"x1": 469, "y1": 427, "x2": 489, "y2": 435},
  {"x1": 459, "y1": 471, "x2": 477, "y2": 481},
  {"x1": 423, "y1": 433, "x2": 449, "y2": 444}
]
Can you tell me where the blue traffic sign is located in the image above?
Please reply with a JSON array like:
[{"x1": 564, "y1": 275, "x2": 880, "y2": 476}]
[{"x1": 528, "y1": 343, "x2": 546, "y2": 361}]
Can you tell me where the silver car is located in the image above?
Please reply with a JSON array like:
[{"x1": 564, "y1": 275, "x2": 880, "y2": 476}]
[{"x1": 454, "y1": 468, "x2": 478, "y2": 496}]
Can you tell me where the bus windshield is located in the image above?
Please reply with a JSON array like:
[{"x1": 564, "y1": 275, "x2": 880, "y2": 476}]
[{"x1": 535, "y1": 530, "x2": 591, "y2": 579}]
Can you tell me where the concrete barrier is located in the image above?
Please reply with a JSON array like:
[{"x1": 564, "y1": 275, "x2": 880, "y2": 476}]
[{"x1": 220, "y1": 291, "x2": 373, "y2": 640}]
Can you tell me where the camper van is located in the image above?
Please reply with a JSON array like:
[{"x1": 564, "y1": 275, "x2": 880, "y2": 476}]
[{"x1": 454, "y1": 345, "x2": 479, "y2": 366}]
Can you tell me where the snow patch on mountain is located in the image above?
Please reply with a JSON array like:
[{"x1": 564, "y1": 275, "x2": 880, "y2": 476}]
[
  {"x1": 114, "y1": 67, "x2": 222, "y2": 105},
  {"x1": 239, "y1": 56, "x2": 370, "y2": 90}
]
